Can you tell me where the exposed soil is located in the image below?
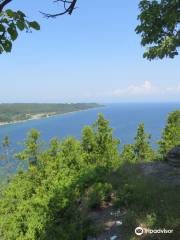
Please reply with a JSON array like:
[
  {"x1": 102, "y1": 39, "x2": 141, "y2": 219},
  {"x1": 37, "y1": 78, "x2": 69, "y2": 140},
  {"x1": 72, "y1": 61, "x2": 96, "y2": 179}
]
[
  {"x1": 87, "y1": 161, "x2": 180, "y2": 239},
  {"x1": 87, "y1": 205, "x2": 126, "y2": 240}
]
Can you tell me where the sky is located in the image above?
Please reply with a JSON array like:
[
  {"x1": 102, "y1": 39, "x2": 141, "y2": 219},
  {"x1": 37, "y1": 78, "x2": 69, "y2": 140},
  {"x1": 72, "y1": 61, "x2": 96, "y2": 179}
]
[{"x1": 0, "y1": 0, "x2": 179, "y2": 103}]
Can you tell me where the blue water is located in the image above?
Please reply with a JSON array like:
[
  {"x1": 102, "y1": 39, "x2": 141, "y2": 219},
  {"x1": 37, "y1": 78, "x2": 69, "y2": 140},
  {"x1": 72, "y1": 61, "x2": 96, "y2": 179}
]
[{"x1": 0, "y1": 103, "x2": 179, "y2": 152}]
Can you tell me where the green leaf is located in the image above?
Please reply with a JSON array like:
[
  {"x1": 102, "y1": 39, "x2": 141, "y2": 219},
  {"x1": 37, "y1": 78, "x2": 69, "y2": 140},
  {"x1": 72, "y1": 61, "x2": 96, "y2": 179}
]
[
  {"x1": 6, "y1": 9, "x2": 15, "y2": 18},
  {"x1": 0, "y1": 45, "x2": 4, "y2": 53},
  {"x1": 7, "y1": 25, "x2": 18, "y2": 41},
  {"x1": 17, "y1": 10, "x2": 26, "y2": 18},
  {"x1": 2, "y1": 40, "x2": 12, "y2": 52},
  {"x1": 29, "y1": 21, "x2": 40, "y2": 31},
  {"x1": 1, "y1": 18, "x2": 9, "y2": 24},
  {"x1": 16, "y1": 20, "x2": 25, "y2": 31},
  {"x1": 0, "y1": 24, "x2": 5, "y2": 32}
]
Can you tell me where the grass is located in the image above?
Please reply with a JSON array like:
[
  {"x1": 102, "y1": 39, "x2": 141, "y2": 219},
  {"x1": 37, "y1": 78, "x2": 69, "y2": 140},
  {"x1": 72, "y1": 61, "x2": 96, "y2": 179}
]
[
  {"x1": 82, "y1": 162, "x2": 180, "y2": 239},
  {"x1": 106, "y1": 163, "x2": 180, "y2": 240}
]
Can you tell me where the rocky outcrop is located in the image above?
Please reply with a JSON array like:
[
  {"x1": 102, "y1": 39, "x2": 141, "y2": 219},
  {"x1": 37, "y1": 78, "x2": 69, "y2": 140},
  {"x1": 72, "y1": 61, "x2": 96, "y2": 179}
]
[
  {"x1": 140, "y1": 161, "x2": 180, "y2": 185},
  {"x1": 167, "y1": 146, "x2": 180, "y2": 167}
]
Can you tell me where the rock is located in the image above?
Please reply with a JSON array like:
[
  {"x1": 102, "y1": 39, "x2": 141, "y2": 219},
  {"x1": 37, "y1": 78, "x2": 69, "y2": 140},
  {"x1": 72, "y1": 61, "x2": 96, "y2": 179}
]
[
  {"x1": 116, "y1": 220, "x2": 122, "y2": 226},
  {"x1": 167, "y1": 146, "x2": 180, "y2": 167},
  {"x1": 110, "y1": 236, "x2": 118, "y2": 240}
]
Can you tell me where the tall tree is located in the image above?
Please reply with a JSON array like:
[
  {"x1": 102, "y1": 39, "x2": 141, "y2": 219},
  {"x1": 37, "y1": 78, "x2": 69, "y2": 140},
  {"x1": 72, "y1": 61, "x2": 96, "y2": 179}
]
[
  {"x1": 134, "y1": 123, "x2": 154, "y2": 161},
  {"x1": 158, "y1": 110, "x2": 180, "y2": 158},
  {"x1": 92, "y1": 114, "x2": 120, "y2": 168},
  {"x1": 136, "y1": 0, "x2": 180, "y2": 60},
  {"x1": 16, "y1": 129, "x2": 41, "y2": 167},
  {"x1": 0, "y1": 136, "x2": 10, "y2": 178}
]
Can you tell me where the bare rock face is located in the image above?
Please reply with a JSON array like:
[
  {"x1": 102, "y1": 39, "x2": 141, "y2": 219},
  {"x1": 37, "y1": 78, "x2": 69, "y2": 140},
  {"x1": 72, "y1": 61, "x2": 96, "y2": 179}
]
[{"x1": 167, "y1": 146, "x2": 180, "y2": 167}]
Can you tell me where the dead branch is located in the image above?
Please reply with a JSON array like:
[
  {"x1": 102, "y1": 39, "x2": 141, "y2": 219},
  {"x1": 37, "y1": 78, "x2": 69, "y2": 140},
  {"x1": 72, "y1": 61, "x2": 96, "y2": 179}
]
[{"x1": 41, "y1": 0, "x2": 77, "y2": 18}]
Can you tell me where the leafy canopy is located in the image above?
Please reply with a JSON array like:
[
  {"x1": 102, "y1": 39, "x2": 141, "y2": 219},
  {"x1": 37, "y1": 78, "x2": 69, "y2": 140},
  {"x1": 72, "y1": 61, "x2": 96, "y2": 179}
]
[
  {"x1": 0, "y1": 112, "x2": 179, "y2": 239},
  {"x1": 0, "y1": 9, "x2": 40, "y2": 53},
  {"x1": 0, "y1": 0, "x2": 179, "y2": 59},
  {"x1": 0, "y1": 114, "x2": 120, "y2": 240},
  {"x1": 136, "y1": 0, "x2": 180, "y2": 60}
]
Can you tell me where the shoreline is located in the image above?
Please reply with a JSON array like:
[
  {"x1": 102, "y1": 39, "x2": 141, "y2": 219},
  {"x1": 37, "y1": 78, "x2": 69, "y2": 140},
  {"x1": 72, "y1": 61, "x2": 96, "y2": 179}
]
[{"x1": 0, "y1": 106, "x2": 105, "y2": 127}]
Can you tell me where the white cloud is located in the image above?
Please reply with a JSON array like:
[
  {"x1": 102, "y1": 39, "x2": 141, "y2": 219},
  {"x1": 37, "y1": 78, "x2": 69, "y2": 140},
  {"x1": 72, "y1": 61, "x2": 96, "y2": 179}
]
[
  {"x1": 164, "y1": 85, "x2": 180, "y2": 93},
  {"x1": 82, "y1": 81, "x2": 180, "y2": 101},
  {"x1": 112, "y1": 81, "x2": 154, "y2": 96}
]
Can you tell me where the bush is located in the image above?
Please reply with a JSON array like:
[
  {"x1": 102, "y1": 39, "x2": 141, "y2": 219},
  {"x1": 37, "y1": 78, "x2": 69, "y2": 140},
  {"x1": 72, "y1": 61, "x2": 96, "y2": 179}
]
[
  {"x1": 87, "y1": 182, "x2": 113, "y2": 209},
  {"x1": 115, "y1": 183, "x2": 135, "y2": 208}
]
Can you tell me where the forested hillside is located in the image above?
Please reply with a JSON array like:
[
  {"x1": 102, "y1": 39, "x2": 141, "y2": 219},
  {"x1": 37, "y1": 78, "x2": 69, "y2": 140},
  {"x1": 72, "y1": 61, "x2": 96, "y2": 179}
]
[
  {"x1": 0, "y1": 103, "x2": 102, "y2": 123},
  {"x1": 0, "y1": 110, "x2": 179, "y2": 240}
]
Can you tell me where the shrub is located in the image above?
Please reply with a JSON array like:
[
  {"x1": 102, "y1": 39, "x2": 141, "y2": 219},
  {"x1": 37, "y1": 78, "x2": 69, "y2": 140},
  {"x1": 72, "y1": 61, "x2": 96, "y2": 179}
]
[
  {"x1": 115, "y1": 183, "x2": 135, "y2": 207},
  {"x1": 87, "y1": 182, "x2": 113, "y2": 209}
]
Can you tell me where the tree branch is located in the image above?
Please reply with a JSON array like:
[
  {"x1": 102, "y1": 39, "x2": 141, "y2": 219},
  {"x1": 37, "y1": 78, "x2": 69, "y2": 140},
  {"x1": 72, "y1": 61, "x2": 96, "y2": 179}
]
[
  {"x1": 41, "y1": 0, "x2": 77, "y2": 18},
  {"x1": 0, "y1": 0, "x2": 12, "y2": 13}
]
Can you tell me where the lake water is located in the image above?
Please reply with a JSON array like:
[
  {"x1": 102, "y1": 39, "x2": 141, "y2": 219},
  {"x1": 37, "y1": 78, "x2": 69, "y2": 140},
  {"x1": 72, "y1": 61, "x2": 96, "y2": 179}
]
[{"x1": 0, "y1": 103, "x2": 179, "y2": 152}]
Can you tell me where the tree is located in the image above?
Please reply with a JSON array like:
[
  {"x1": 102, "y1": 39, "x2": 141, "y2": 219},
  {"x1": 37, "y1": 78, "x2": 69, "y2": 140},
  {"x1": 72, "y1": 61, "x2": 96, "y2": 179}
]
[
  {"x1": 0, "y1": 131, "x2": 83, "y2": 240},
  {"x1": 0, "y1": 0, "x2": 75, "y2": 53},
  {"x1": 134, "y1": 123, "x2": 155, "y2": 161},
  {"x1": 0, "y1": 6, "x2": 40, "y2": 53},
  {"x1": 41, "y1": 0, "x2": 77, "y2": 18},
  {"x1": 0, "y1": 136, "x2": 10, "y2": 179},
  {"x1": 82, "y1": 125, "x2": 96, "y2": 165},
  {"x1": 158, "y1": 110, "x2": 180, "y2": 158},
  {"x1": 121, "y1": 144, "x2": 136, "y2": 163},
  {"x1": 1, "y1": 114, "x2": 179, "y2": 239},
  {"x1": 0, "y1": 115, "x2": 121, "y2": 240},
  {"x1": 0, "y1": 0, "x2": 179, "y2": 59},
  {"x1": 47, "y1": 138, "x2": 61, "y2": 157},
  {"x1": 16, "y1": 129, "x2": 41, "y2": 166},
  {"x1": 60, "y1": 136, "x2": 84, "y2": 171},
  {"x1": 82, "y1": 115, "x2": 120, "y2": 169},
  {"x1": 136, "y1": 0, "x2": 180, "y2": 60},
  {"x1": 92, "y1": 114, "x2": 120, "y2": 168}
]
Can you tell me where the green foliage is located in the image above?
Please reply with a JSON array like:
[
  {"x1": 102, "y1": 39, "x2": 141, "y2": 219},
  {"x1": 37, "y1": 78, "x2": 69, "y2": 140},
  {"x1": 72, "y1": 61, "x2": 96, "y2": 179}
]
[
  {"x1": 0, "y1": 136, "x2": 18, "y2": 181},
  {"x1": 121, "y1": 123, "x2": 155, "y2": 163},
  {"x1": 82, "y1": 126, "x2": 96, "y2": 154},
  {"x1": 93, "y1": 114, "x2": 120, "y2": 168},
  {"x1": 0, "y1": 103, "x2": 102, "y2": 123},
  {"x1": 87, "y1": 182, "x2": 113, "y2": 209},
  {"x1": 121, "y1": 144, "x2": 136, "y2": 163},
  {"x1": 0, "y1": 112, "x2": 179, "y2": 239},
  {"x1": 0, "y1": 114, "x2": 120, "y2": 240},
  {"x1": 0, "y1": 9, "x2": 40, "y2": 53},
  {"x1": 2, "y1": 135, "x2": 9, "y2": 148},
  {"x1": 136, "y1": 0, "x2": 180, "y2": 60},
  {"x1": 82, "y1": 114, "x2": 120, "y2": 169},
  {"x1": 114, "y1": 164, "x2": 180, "y2": 240},
  {"x1": 0, "y1": 1, "x2": 179, "y2": 59},
  {"x1": 134, "y1": 123, "x2": 155, "y2": 161},
  {"x1": 115, "y1": 183, "x2": 135, "y2": 207},
  {"x1": 16, "y1": 129, "x2": 41, "y2": 166},
  {"x1": 60, "y1": 136, "x2": 84, "y2": 171},
  {"x1": 47, "y1": 138, "x2": 61, "y2": 157},
  {"x1": 158, "y1": 110, "x2": 180, "y2": 158}
]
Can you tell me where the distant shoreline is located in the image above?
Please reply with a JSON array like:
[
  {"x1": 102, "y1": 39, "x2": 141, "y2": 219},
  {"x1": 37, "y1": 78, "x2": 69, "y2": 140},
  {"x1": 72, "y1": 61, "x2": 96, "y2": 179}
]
[
  {"x1": 0, "y1": 106, "x2": 104, "y2": 127},
  {"x1": 0, "y1": 112, "x2": 56, "y2": 127}
]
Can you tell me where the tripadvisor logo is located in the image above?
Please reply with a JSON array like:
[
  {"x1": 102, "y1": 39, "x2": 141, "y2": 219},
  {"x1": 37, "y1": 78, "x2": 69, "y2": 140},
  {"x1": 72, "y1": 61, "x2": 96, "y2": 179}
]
[
  {"x1": 135, "y1": 227, "x2": 144, "y2": 236},
  {"x1": 135, "y1": 226, "x2": 173, "y2": 236}
]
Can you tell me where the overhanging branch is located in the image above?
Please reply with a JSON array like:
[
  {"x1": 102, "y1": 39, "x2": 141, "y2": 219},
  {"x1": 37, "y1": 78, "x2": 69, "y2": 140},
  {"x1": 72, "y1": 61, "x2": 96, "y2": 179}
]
[
  {"x1": 0, "y1": 0, "x2": 12, "y2": 13},
  {"x1": 41, "y1": 0, "x2": 77, "y2": 18}
]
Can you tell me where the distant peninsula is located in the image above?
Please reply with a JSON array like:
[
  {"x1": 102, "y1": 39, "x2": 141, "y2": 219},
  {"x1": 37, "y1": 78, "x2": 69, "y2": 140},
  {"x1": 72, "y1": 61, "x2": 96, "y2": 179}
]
[{"x1": 0, "y1": 103, "x2": 103, "y2": 126}]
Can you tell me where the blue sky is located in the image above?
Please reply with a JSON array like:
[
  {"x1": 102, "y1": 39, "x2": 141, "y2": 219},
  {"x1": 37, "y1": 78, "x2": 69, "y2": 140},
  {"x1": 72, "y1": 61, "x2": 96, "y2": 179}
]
[{"x1": 0, "y1": 0, "x2": 179, "y2": 103}]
